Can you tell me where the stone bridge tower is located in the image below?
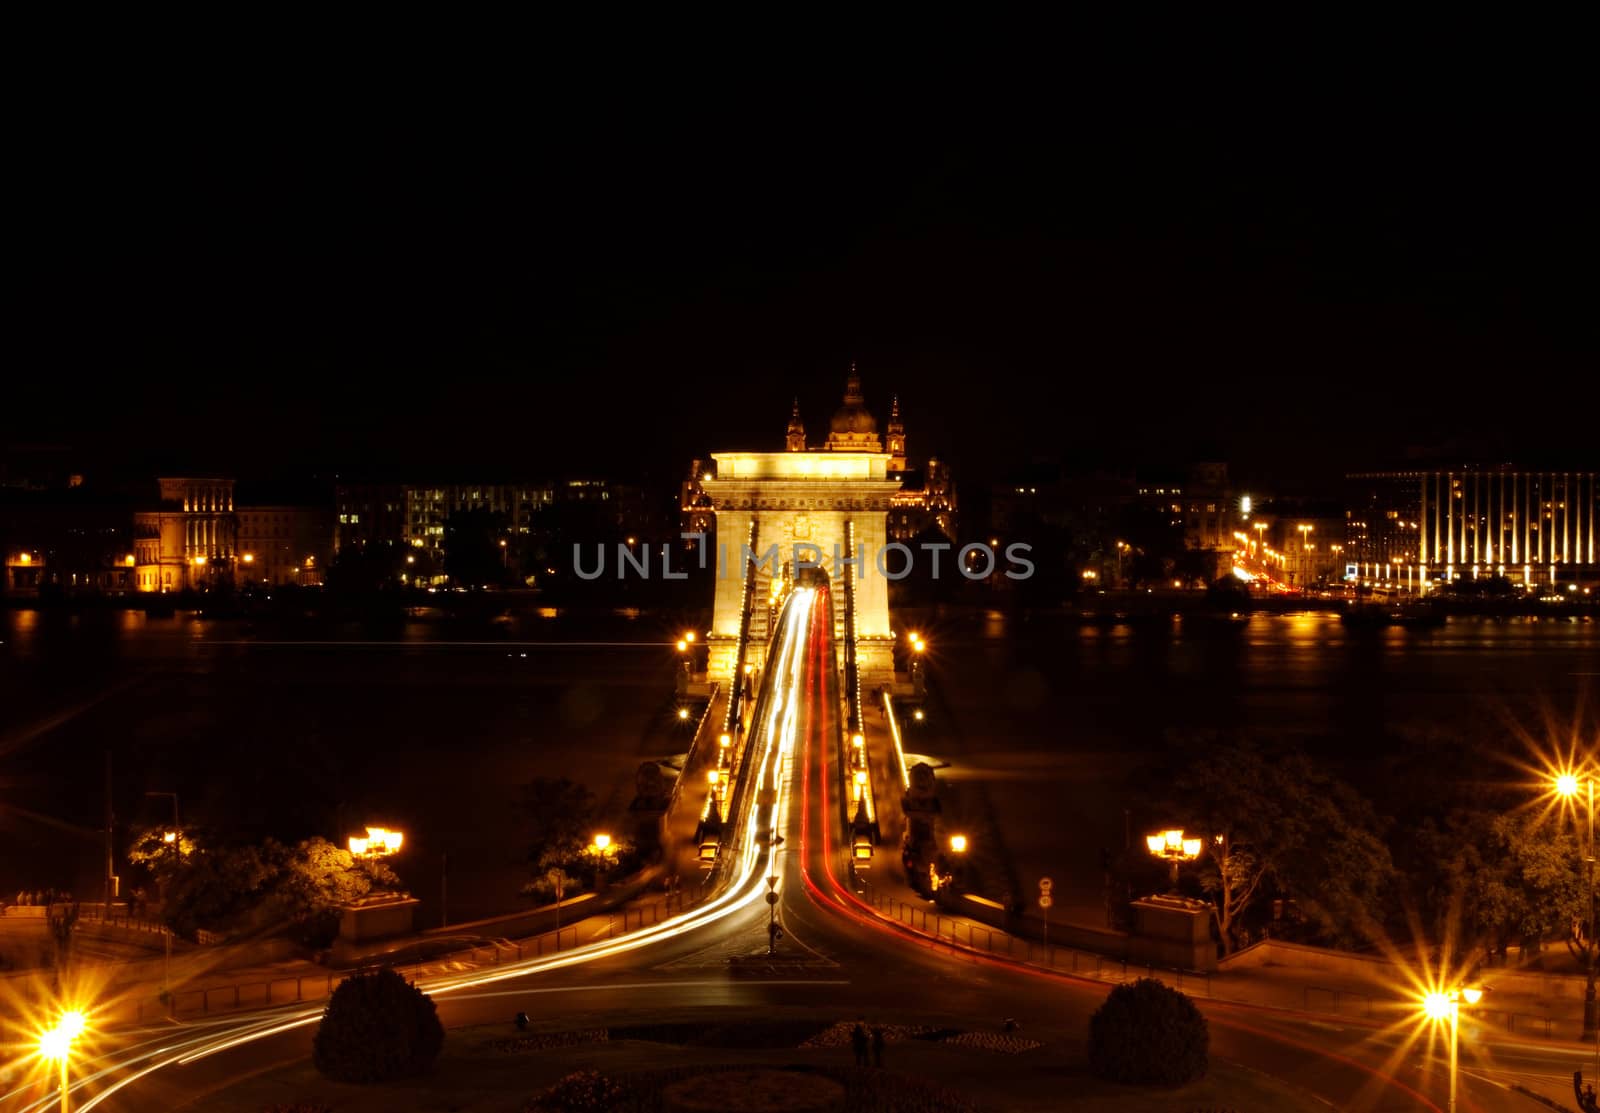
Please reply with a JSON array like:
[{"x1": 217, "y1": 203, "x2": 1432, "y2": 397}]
[{"x1": 701, "y1": 367, "x2": 902, "y2": 688}]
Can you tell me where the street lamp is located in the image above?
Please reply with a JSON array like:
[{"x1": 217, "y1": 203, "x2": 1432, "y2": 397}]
[
  {"x1": 1421, "y1": 985, "x2": 1483, "y2": 1113},
  {"x1": 590, "y1": 833, "x2": 614, "y2": 890},
  {"x1": 1556, "y1": 772, "x2": 1598, "y2": 1040},
  {"x1": 38, "y1": 1009, "x2": 87, "y2": 1113},
  {"x1": 949, "y1": 834, "x2": 968, "y2": 855},
  {"x1": 1145, "y1": 828, "x2": 1202, "y2": 890},
  {"x1": 348, "y1": 825, "x2": 404, "y2": 858}
]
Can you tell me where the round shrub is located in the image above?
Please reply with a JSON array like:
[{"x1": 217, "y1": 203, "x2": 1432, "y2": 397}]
[
  {"x1": 1087, "y1": 977, "x2": 1208, "y2": 1085},
  {"x1": 313, "y1": 967, "x2": 444, "y2": 1083},
  {"x1": 526, "y1": 1069, "x2": 631, "y2": 1112}
]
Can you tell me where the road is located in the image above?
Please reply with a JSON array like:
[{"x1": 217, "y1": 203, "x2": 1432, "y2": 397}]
[{"x1": 8, "y1": 587, "x2": 1594, "y2": 1111}]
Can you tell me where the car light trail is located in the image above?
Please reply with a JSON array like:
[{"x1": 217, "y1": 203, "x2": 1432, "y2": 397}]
[
  {"x1": 791, "y1": 590, "x2": 1443, "y2": 1113},
  {"x1": 52, "y1": 592, "x2": 822, "y2": 1113}
]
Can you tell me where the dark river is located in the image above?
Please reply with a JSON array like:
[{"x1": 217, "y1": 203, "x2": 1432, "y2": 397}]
[{"x1": 2, "y1": 606, "x2": 1596, "y2": 928}]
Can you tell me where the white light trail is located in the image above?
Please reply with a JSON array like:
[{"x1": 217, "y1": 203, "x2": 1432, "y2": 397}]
[{"x1": 61, "y1": 590, "x2": 821, "y2": 1112}]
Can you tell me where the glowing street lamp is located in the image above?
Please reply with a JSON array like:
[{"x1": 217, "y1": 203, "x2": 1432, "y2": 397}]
[
  {"x1": 1555, "y1": 771, "x2": 1599, "y2": 1039},
  {"x1": 1420, "y1": 985, "x2": 1483, "y2": 1113},
  {"x1": 38, "y1": 1008, "x2": 87, "y2": 1113},
  {"x1": 590, "y1": 832, "x2": 615, "y2": 890},
  {"x1": 949, "y1": 834, "x2": 968, "y2": 855},
  {"x1": 349, "y1": 825, "x2": 404, "y2": 858},
  {"x1": 1146, "y1": 828, "x2": 1203, "y2": 890}
]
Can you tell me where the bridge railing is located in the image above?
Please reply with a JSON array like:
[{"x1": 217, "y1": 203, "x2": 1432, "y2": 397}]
[
  {"x1": 723, "y1": 519, "x2": 760, "y2": 736},
  {"x1": 851, "y1": 873, "x2": 1212, "y2": 998},
  {"x1": 712, "y1": 591, "x2": 793, "y2": 880},
  {"x1": 80, "y1": 880, "x2": 715, "y2": 1028}
]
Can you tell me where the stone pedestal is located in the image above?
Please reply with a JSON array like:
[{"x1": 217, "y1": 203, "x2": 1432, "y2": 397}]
[
  {"x1": 337, "y1": 892, "x2": 419, "y2": 944},
  {"x1": 1128, "y1": 894, "x2": 1216, "y2": 972}
]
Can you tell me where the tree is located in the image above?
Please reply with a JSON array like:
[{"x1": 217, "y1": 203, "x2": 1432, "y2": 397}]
[
  {"x1": 521, "y1": 866, "x2": 578, "y2": 930},
  {"x1": 1087, "y1": 978, "x2": 1208, "y2": 1085},
  {"x1": 271, "y1": 837, "x2": 399, "y2": 947},
  {"x1": 443, "y1": 507, "x2": 510, "y2": 587},
  {"x1": 1163, "y1": 738, "x2": 1394, "y2": 952},
  {"x1": 1409, "y1": 808, "x2": 1583, "y2": 962},
  {"x1": 155, "y1": 841, "x2": 277, "y2": 939},
  {"x1": 135, "y1": 834, "x2": 398, "y2": 946},
  {"x1": 518, "y1": 777, "x2": 596, "y2": 874},
  {"x1": 313, "y1": 968, "x2": 443, "y2": 1083}
]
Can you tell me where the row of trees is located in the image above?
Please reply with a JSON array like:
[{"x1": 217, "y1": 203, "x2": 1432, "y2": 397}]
[
  {"x1": 1152, "y1": 738, "x2": 1595, "y2": 968},
  {"x1": 128, "y1": 829, "x2": 398, "y2": 947}
]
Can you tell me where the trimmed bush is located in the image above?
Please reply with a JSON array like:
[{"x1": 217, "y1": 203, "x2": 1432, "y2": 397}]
[
  {"x1": 312, "y1": 967, "x2": 444, "y2": 1083},
  {"x1": 526, "y1": 1069, "x2": 630, "y2": 1112},
  {"x1": 1087, "y1": 977, "x2": 1208, "y2": 1086}
]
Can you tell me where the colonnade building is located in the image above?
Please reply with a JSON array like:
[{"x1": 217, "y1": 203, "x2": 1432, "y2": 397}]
[{"x1": 1346, "y1": 468, "x2": 1598, "y2": 591}]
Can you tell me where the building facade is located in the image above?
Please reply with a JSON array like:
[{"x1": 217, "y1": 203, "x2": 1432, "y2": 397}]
[
  {"x1": 400, "y1": 484, "x2": 556, "y2": 557},
  {"x1": 334, "y1": 483, "x2": 407, "y2": 551},
  {"x1": 1347, "y1": 468, "x2": 1599, "y2": 591},
  {"x1": 134, "y1": 478, "x2": 238, "y2": 592},
  {"x1": 236, "y1": 505, "x2": 336, "y2": 586}
]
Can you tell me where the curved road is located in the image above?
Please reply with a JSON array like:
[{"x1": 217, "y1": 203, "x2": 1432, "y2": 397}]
[{"x1": 11, "y1": 588, "x2": 1593, "y2": 1111}]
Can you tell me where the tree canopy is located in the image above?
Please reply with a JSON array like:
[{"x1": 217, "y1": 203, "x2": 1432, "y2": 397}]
[{"x1": 1160, "y1": 738, "x2": 1394, "y2": 952}]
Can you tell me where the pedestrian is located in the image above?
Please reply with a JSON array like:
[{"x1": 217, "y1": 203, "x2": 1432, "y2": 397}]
[
  {"x1": 850, "y1": 1019, "x2": 868, "y2": 1067},
  {"x1": 871, "y1": 1025, "x2": 885, "y2": 1068},
  {"x1": 515, "y1": 1011, "x2": 529, "y2": 1031}
]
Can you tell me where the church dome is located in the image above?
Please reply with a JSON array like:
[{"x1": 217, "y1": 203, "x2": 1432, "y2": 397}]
[
  {"x1": 830, "y1": 403, "x2": 878, "y2": 435},
  {"x1": 829, "y1": 365, "x2": 878, "y2": 435}
]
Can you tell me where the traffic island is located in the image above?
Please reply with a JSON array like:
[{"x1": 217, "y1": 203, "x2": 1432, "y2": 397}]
[{"x1": 206, "y1": 1007, "x2": 1330, "y2": 1112}]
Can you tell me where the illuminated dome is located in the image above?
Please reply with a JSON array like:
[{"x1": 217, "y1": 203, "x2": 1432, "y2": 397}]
[
  {"x1": 830, "y1": 366, "x2": 878, "y2": 436},
  {"x1": 824, "y1": 364, "x2": 883, "y2": 452}
]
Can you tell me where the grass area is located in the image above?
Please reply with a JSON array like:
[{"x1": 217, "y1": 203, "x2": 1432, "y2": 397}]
[{"x1": 198, "y1": 1010, "x2": 1329, "y2": 1113}]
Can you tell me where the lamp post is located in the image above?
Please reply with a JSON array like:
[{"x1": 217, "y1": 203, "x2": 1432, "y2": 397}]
[
  {"x1": 1145, "y1": 829, "x2": 1202, "y2": 891},
  {"x1": 590, "y1": 833, "x2": 613, "y2": 891},
  {"x1": 1422, "y1": 985, "x2": 1483, "y2": 1113},
  {"x1": 1557, "y1": 773, "x2": 1599, "y2": 1041},
  {"x1": 38, "y1": 1009, "x2": 86, "y2": 1113}
]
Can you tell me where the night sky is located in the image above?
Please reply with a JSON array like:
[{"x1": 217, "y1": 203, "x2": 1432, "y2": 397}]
[{"x1": 11, "y1": 64, "x2": 1592, "y2": 492}]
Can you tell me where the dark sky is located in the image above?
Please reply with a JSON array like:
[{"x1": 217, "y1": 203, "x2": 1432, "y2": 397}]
[{"x1": 11, "y1": 62, "x2": 1593, "y2": 493}]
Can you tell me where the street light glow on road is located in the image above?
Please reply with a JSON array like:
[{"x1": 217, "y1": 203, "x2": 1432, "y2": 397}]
[{"x1": 58, "y1": 590, "x2": 824, "y2": 1113}]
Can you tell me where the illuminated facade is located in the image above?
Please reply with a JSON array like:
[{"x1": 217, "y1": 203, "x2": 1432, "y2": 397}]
[
  {"x1": 888, "y1": 457, "x2": 957, "y2": 543},
  {"x1": 236, "y1": 506, "x2": 335, "y2": 586},
  {"x1": 401, "y1": 484, "x2": 556, "y2": 556},
  {"x1": 134, "y1": 478, "x2": 237, "y2": 592},
  {"x1": 1347, "y1": 468, "x2": 1599, "y2": 589},
  {"x1": 701, "y1": 372, "x2": 903, "y2": 686},
  {"x1": 334, "y1": 483, "x2": 405, "y2": 552},
  {"x1": 680, "y1": 459, "x2": 715, "y2": 546}
]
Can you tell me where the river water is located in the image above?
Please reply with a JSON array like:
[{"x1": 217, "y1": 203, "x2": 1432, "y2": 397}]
[{"x1": 2, "y1": 606, "x2": 1596, "y2": 929}]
